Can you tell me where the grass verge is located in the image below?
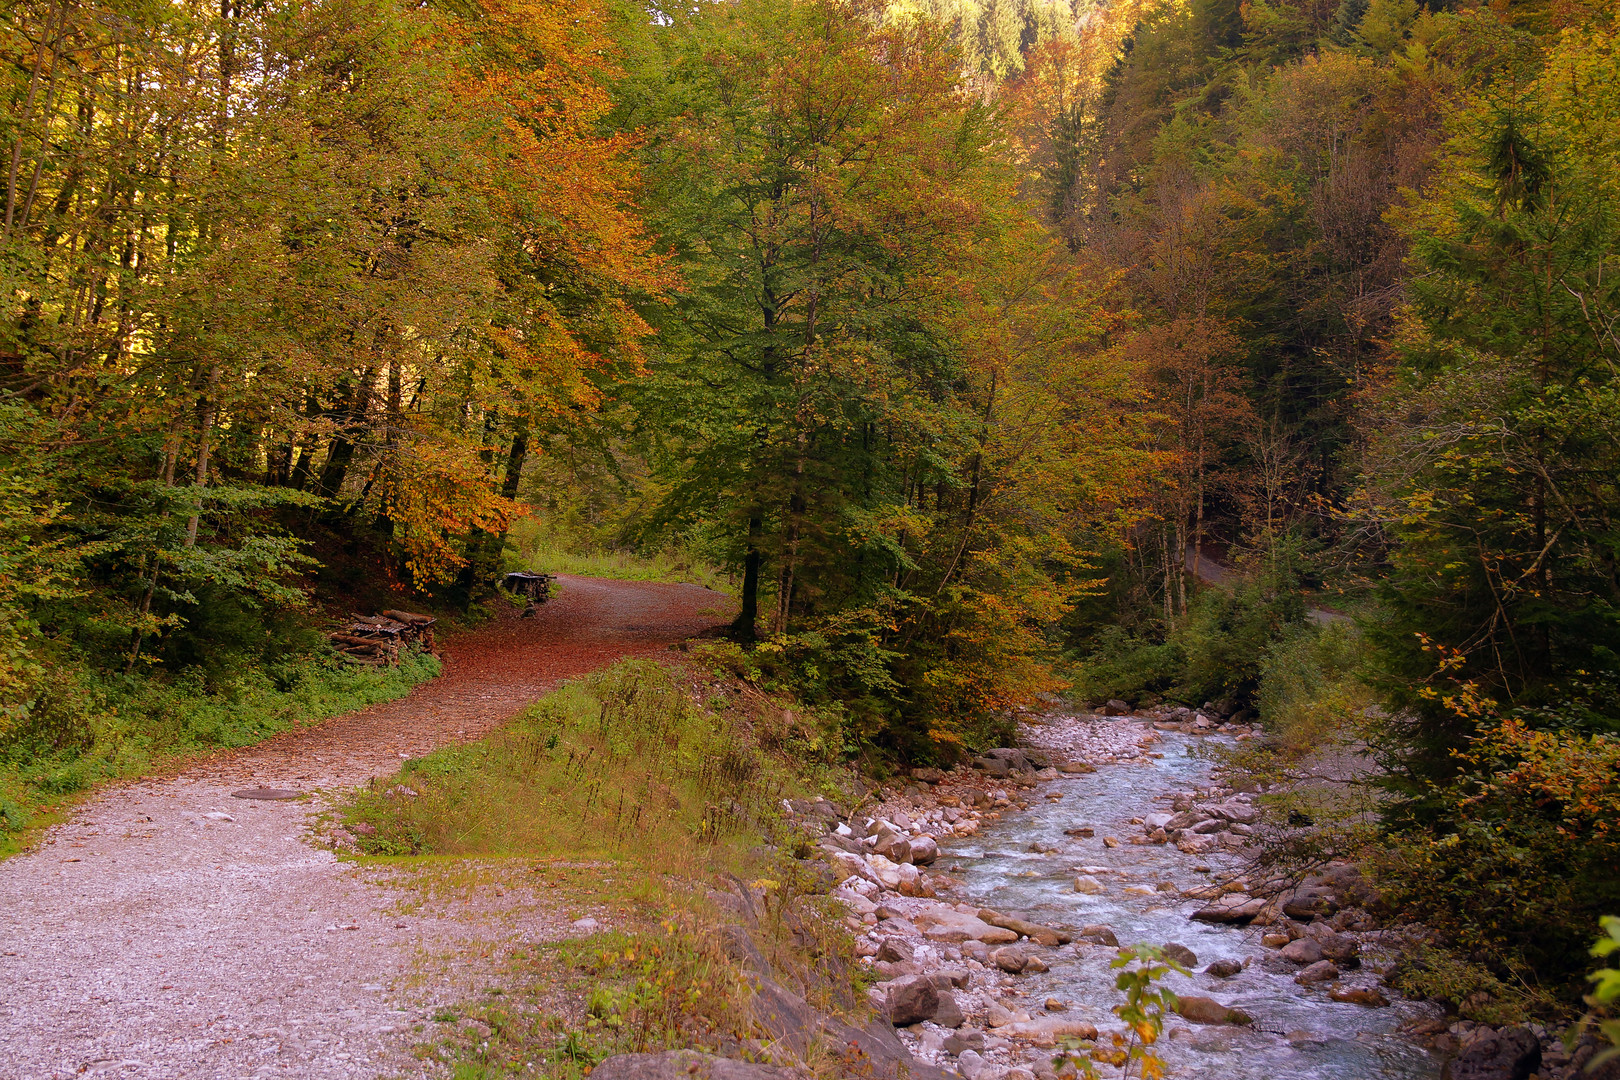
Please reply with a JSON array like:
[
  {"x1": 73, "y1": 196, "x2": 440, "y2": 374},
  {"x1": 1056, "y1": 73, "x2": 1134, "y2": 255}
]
[
  {"x1": 343, "y1": 655, "x2": 867, "y2": 1078},
  {"x1": 0, "y1": 648, "x2": 440, "y2": 858}
]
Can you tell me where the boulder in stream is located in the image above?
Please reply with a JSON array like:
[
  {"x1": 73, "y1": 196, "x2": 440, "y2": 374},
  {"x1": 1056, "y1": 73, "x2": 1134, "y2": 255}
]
[
  {"x1": 1161, "y1": 943, "x2": 1198, "y2": 968},
  {"x1": 1293, "y1": 959, "x2": 1341, "y2": 985},
  {"x1": 1073, "y1": 874, "x2": 1105, "y2": 895},
  {"x1": 1280, "y1": 937, "x2": 1325, "y2": 965},
  {"x1": 1443, "y1": 1026, "x2": 1540, "y2": 1080},
  {"x1": 1174, "y1": 995, "x2": 1253, "y2": 1025},
  {"x1": 1205, "y1": 958, "x2": 1243, "y2": 978},
  {"x1": 1077, "y1": 924, "x2": 1119, "y2": 946},
  {"x1": 1191, "y1": 895, "x2": 1266, "y2": 924}
]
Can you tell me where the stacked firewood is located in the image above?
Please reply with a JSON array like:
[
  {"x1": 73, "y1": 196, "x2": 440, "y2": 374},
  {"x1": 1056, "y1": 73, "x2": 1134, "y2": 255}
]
[{"x1": 328, "y1": 609, "x2": 437, "y2": 666}]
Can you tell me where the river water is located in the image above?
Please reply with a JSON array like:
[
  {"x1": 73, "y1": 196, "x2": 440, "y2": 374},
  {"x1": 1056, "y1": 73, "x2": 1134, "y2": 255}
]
[{"x1": 939, "y1": 729, "x2": 1443, "y2": 1080}]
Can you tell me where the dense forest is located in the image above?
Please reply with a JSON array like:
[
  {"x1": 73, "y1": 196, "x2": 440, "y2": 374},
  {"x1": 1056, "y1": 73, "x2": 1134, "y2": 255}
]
[{"x1": 3, "y1": 0, "x2": 1618, "y2": 1026}]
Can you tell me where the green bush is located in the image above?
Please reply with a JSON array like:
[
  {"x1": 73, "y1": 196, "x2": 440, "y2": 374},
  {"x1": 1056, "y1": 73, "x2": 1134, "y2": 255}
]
[
  {"x1": 1071, "y1": 581, "x2": 1305, "y2": 709},
  {"x1": 1256, "y1": 621, "x2": 1371, "y2": 755}
]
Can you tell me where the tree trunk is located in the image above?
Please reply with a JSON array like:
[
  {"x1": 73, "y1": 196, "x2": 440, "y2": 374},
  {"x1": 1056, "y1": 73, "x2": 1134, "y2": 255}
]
[{"x1": 729, "y1": 510, "x2": 764, "y2": 645}]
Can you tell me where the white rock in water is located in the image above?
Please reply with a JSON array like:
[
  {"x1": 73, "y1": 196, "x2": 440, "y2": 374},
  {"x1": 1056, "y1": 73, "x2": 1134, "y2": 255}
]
[
  {"x1": 1123, "y1": 884, "x2": 1157, "y2": 896},
  {"x1": 1073, "y1": 875, "x2": 1106, "y2": 895}
]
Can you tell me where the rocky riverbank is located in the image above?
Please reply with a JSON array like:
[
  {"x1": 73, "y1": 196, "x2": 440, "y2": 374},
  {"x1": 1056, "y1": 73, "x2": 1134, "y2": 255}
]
[{"x1": 776, "y1": 706, "x2": 1598, "y2": 1080}]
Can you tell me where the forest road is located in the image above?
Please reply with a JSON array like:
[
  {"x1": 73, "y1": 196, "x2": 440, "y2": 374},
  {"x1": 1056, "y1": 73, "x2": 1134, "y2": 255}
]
[{"x1": 0, "y1": 576, "x2": 732, "y2": 1080}]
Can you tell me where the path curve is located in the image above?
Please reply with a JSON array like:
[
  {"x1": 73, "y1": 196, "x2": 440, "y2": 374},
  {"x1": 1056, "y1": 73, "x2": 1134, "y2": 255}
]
[{"x1": 0, "y1": 576, "x2": 731, "y2": 1080}]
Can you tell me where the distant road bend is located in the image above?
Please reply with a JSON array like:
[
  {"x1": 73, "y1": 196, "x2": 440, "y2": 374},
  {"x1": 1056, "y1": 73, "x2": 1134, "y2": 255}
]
[{"x1": 0, "y1": 575, "x2": 730, "y2": 1080}]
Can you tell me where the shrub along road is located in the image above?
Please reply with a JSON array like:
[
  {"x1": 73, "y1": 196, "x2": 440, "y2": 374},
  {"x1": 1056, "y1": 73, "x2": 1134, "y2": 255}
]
[{"x1": 0, "y1": 577, "x2": 731, "y2": 1080}]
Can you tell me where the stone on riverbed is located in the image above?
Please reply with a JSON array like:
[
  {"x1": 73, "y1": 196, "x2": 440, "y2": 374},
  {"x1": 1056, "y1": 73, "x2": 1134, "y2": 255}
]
[
  {"x1": 1191, "y1": 895, "x2": 1267, "y2": 924},
  {"x1": 1161, "y1": 943, "x2": 1198, "y2": 968},
  {"x1": 1279, "y1": 937, "x2": 1325, "y2": 965},
  {"x1": 1077, "y1": 924, "x2": 1119, "y2": 946},
  {"x1": 1073, "y1": 874, "x2": 1105, "y2": 894},
  {"x1": 1329, "y1": 986, "x2": 1389, "y2": 1007},
  {"x1": 885, "y1": 974, "x2": 939, "y2": 1026},
  {"x1": 915, "y1": 906, "x2": 1019, "y2": 945},
  {"x1": 1005, "y1": 1017, "x2": 1100, "y2": 1046},
  {"x1": 1174, "y1": 995, "x2": 1253, "y2": 1025},
  {"x1": 977, "y1": 909, "x2": 1071, "y2": 946},
  {"x1": 991, "y1": 945, "x2": 1031, "y2": 973},
  {"x1": 1205, "y1": 958, "x2": 1243, "y2": 978},
  {"x1": 1294, "y1": 960, "x2": 1341, "y2": 985}
]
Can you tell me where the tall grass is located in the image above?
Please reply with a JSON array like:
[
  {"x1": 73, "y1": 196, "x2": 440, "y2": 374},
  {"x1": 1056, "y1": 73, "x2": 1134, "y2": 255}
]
[
  {"x1": 504, "y1": 517, "x2": 731, "y2": 594},
  {"x1": 347, "y1": 659, "x2": 800, "y2": 863}
]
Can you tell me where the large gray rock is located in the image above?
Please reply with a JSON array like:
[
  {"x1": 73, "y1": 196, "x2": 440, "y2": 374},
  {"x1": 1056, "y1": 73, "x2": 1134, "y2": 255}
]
[
  {"x1": 932, "y1": 990, "x2": 965, "y2": 1028},
  {"x1": 591, "y1": 1052, "x2": 796, "y2": 1080},
  {"x1": 1443, "y1": 1027, "x2": 1541, "y2": 1080},
  {"x1": 974, "y1": 748, "x2": 1036, "y2": 775},
  {"x1": 886, "y1": 974, "x2": 940, "y2": 1026}
]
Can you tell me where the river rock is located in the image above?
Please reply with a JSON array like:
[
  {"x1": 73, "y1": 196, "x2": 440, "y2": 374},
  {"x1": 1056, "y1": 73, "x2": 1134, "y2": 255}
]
[
  {"x1": 1005, "y1": 1017, "x2": 1099, "y2": 1046},
  {"x1": 877, "y1": 938, "x2": 915, "y2": 963},
  {"x1": 1279, "y1": 937, "x2": 1324, "y2": 965},
  {"x1": 1078, "y1": 924, "x2": 1118, "y2": 946},
  {"x1": 1207, "y1": 801, "x2": 1258, "y2": 825},
  {"x1": 1307, "y1": 926, "x2": 1360, "y2": 963},
  {"x1": 978, "y1": 909, "x2": 1070, "y2": 946},
  {"x1": 885, "y1": 974, "x2": 940, "y2": 1026},
  {"x1": 1161, "y1": 943, "x2": 1197, "y2": 968},
  {"x1": 975, "y1": 748, "x2": 1036, "y2": 775},
  {"x1": 1206, "y1": 958, "x2": 1243, "y2": 978},
  {"x1": 1073, "y1": 875, "x2": 1105, "y2": 895},
  {"x1": 907, "y1": 835, "x2": 939, "y2": 865},
  {"x1": 1023, "y1": 954, "x2": 1050, "y2": 973},
  {"x1": 991, "y1": 945, "x2": 1030, "y2": 973},
  {"x1": 1191, "y1": 895, "x2": 1266, "y2": 924},
  {"x1": 1443, "y1": 1026, "x2": 1540, "y2": 1080},
  {"x1": 988, "y1": 1002, "x2": 1032, "y2": 1027},
  {"x1": 1329, "y1": 986, "x2": 1389, "y2": 1007},
  {"x1": 1174, "y1": 996, "x2": 1253, "y2": 1025},
  {"x1": 916, "y1": 907, "x2": 1019, "y2": 945},
  {"x1": 932, "y1": 990, "x2": 965, "y2": 1028},
  {"x1": 1064, "y1": 826, "x2": 1095, "y2": 837},
  {"x1": 1294, "y1": 960, "x2": 1340, "y2": 985}
]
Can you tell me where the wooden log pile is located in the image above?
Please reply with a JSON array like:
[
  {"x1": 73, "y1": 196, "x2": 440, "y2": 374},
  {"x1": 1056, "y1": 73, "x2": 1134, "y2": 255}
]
[
  {"x1": 328, "y1": 609, "x2": 436, "y2": 666},
  {"x1": 502, "y1": 571, "x2": 553, "y2": 602}
]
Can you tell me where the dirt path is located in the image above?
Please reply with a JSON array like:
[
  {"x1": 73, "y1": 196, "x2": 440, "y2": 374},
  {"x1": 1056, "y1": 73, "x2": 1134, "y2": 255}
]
[{"x1": 0, "y1": 576, "x2": 731, "y2": 1080}]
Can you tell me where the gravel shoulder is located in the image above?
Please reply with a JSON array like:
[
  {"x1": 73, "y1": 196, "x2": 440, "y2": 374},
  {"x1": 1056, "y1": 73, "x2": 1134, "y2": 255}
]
[{"x1": 0, "y1": 576, "x2": 730, "y2": 1080}]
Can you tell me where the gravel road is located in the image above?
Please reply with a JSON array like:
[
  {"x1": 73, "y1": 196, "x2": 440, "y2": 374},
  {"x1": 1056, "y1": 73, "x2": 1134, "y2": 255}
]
[{"x1": 0, "y1": 576, "x2": 730, "y2": 1080}]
